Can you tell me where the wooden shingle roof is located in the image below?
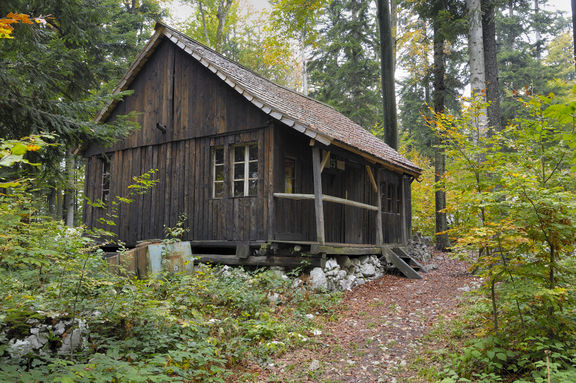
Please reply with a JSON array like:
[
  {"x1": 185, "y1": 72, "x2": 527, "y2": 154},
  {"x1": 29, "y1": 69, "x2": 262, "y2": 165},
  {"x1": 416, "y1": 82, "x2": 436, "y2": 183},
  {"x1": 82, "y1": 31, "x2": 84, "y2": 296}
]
[{"x1": 96, "y1": 22, "x2": 421, "y2": 176}]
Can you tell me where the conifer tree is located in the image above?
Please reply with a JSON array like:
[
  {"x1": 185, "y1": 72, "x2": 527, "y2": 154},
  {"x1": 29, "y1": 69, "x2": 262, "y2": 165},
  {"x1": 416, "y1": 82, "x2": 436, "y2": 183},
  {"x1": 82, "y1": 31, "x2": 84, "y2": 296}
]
[{"x1": 307, "y1": 0, "x2": 382, "y2": 129}]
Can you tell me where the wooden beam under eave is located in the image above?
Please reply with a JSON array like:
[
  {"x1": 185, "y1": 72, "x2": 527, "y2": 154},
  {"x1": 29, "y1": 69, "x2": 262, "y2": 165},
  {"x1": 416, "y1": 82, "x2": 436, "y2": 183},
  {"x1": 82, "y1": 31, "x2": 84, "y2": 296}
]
[
  {"x1": 330, "y1": 141, "x2": 421, "y2": 178},
  {"x1": 312, "y1": 146, "x2": 325, "y2": 245},
  {"x1": 320, "y1": 151, "x2": 331, "y2": 172},
  {"x1": 365, "y1": 165, "x2": 378, "y2": 193}
]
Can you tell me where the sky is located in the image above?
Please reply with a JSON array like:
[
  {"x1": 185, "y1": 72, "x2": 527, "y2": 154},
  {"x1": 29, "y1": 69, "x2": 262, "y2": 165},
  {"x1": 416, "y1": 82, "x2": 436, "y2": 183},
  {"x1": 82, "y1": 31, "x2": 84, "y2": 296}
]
[
  {"x1": 168, "y1": 0, "x2": 572, "y2": 24},
  {"x1": 168, "y1": 0, "x2": 270, "y2": 23}
]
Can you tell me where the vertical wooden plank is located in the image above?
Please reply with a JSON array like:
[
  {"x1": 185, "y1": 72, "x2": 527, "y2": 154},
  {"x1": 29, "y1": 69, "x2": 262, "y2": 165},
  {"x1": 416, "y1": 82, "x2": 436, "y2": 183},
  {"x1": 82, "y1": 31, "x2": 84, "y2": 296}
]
[
  {"x1": 376, "y1": 168, "x2": 384, "y2": 246},
  {"x1": 162, "y1": 143, "x2": 172, "y2": 234},
  {"x1": 312, "y1": 145, "x2": 325, "y2": 245}
]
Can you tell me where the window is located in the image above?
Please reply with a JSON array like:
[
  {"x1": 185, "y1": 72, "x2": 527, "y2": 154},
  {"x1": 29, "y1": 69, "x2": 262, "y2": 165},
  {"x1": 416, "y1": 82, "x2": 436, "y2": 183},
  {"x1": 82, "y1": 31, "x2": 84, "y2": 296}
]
[
  {"x1": 212, "y1": 146, "x2": 225, "y2": 198},
  {"x1": 101, "y1": 156, "x2": 111, "y2": 203},
  {"x1": 396, "y1": 183, "x2": 402, "y2": 214},
  {"x1": 284, "y1": 158, "x2": 295, "y2": 193},
  {"x1": 232, "y1": 143, "x2": 258, "y2": 197}
]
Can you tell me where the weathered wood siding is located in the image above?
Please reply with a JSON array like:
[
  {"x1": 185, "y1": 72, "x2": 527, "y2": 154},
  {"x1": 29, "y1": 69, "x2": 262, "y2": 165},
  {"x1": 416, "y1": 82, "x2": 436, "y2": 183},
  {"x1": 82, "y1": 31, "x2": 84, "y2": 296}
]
[
  {"x1": 84, "y1": 36, "x2": 413, "y2": 247},
  {"x1": 272, "y1": 128, "x2": 382, "y2": 244},
  {"x1": 84, "y1": 37, "x2": 272, "y2": 246}
]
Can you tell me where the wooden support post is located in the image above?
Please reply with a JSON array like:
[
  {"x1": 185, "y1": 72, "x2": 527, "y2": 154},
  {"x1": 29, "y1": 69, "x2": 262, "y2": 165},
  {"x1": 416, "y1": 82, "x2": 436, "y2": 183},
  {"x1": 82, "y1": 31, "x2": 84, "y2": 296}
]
[
  {"x1": 312, "y1": 145, "x2": 325, "y2": 245},
  {"x1": 376, "y1": 168, "x2": 384, "y2": 246},
  {"x1": 401, "y1": 175, "x2": 408, "y2": 244},
  {"x1": 266, "y1": 128, "x2": 275, "y2": 241}
]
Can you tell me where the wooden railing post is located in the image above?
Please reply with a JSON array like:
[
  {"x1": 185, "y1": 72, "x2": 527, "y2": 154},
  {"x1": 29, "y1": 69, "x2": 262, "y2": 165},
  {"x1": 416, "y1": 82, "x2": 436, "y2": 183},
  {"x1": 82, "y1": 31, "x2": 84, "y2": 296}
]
[{"x1": 311, "y1": 145, "x2": 325, "y2": 245}]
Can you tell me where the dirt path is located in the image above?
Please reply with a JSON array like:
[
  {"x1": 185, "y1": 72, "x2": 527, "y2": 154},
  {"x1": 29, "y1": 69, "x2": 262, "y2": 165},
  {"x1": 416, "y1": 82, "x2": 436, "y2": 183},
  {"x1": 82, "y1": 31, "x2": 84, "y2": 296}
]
[{"x1": 257, "y1": 253, "x2": 475, "y2": 382}]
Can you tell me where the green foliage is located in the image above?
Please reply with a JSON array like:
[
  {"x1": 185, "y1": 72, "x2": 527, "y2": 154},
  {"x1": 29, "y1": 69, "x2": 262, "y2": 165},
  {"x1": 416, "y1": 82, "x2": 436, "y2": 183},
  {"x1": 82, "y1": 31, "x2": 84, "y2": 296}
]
[
  {"x1": 0, "y1": 184, "x2": 340, "y2": 381},
  {"x1": 307, "y1": 0, "x2": 382, "y2": 129},
  {"x1": 496, "y1": 0, "x2": 571, "y2": 124},
  {"x1": 182, "y1": 0, "x2": 298, "y2": 87},
  {"x1": 429, "y1": 89, "x2": 576, "y2": 381},
  {"x1": 400, "y1": 146, "x2": 436, "y2": 236}
]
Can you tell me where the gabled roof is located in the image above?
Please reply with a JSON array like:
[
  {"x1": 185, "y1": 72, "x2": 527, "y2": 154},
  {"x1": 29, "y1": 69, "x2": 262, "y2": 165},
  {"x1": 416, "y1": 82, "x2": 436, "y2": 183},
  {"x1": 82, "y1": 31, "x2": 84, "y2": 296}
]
[{"x1": 96, "y1": 22, "x2": 420, "y2": 176}]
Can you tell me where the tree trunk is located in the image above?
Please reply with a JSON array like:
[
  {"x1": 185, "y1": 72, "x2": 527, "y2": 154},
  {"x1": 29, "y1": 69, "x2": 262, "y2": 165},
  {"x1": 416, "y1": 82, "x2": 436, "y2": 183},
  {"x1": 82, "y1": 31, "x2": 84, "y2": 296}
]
[
  {"x1": 467, "y1": 0, "x2": 486, "y2": 95},
  {"x1": 534, "y1": 0, "x2": 542, "y2": 58},
  {"x1": 467, "y1": 0, "x2": 488, "y2": 141},
  {"x1": 64, "y1": 152, "x2": 76, "y2": 227},
  {"x1": 572, "y1": 0, "x2": 576, "y2": 72},
  {"x1": 215, "y1": 0, "x2": 234, "y2": 52},
  {"x1": 482, "y1": 0, "x2": 501, "y2": 131},
  {"x1": 391, "y1": 0, "x2": 397, "y2": 74},
  {"x1": 433, "y1": 17, "x2": 449, "y2": 251},
  {"x1": 198, "y1": 0, "x2": 212, "y2": 48},
  {"x1": 377, "y1": 0, "x2": 398, "y2": 150}
]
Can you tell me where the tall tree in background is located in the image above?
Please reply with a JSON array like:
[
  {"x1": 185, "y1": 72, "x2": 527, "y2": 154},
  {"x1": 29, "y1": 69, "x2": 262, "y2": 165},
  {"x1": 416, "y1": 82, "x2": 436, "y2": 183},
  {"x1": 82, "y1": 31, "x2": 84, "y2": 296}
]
[
  {"x1": 269, "y1": 0, "x2": 327, "y2": 94},
  {"x1": 307, "y1": 0, "x2": 382, "y2": 129},
  {"x1": 432, "y1": 2, "x2": 449, "y2": 250},
  {"x1": 185, "y1": 0, "x2": 234, "y2": 51},
  {"x1": 482, "y1": 0, "x2": 501, "y2": 131},
  {"x1": 0, "y1": 0, "x2": 164, "y2": 224},
  {"x1": 497, "y1": 0, "x2": 569, "y2": 123},
  {"x1": 572, "y1": 0, "x2": 576, "y2": 71},
  {"x1": 377, "y1": 0, "x2": 398, "y2": 149},
  {"x1": 467, "y1": 0, "x2": 488, "y2": 138},
  {"x1": 184, "y1": 0, "x2": 299, "y2": 86}
]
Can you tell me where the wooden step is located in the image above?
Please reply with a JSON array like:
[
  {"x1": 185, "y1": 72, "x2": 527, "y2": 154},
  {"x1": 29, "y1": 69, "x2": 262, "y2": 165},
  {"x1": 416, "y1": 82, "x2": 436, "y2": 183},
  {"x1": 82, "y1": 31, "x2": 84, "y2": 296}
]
[
  {"x1": 381, "y1": 247, "x2": 422, "y2": 279},
  {"x1": 392, "y1": 247, "x2": 428, "y2": 273}
]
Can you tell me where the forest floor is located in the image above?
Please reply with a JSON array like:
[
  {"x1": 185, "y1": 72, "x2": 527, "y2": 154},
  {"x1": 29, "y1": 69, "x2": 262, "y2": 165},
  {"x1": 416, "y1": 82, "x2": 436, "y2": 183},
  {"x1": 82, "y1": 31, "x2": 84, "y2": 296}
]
[{"x1": 251, "y1": 252, "x2": 476, "y2": 382}]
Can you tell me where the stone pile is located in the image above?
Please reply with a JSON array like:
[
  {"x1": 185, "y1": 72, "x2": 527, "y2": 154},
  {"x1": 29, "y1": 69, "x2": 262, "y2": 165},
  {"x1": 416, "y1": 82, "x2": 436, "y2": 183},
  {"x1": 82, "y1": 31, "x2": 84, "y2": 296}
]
[
  {"x1": 3, "y1": 316, "x2": 88, "y2": 363},
  {"x1": 407, "y1": 233, "x2": 432, "y2": 262},
  {"x1": 308, "y1": 255, "x2": 385, "y2": 291}
]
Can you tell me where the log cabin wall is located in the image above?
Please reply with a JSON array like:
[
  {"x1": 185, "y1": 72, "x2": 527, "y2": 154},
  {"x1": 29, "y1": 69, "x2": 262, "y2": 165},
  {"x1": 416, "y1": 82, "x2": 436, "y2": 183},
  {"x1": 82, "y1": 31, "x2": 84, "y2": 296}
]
[{"x1": 84, "y1": 38, "x2": 274, "y2": 246}]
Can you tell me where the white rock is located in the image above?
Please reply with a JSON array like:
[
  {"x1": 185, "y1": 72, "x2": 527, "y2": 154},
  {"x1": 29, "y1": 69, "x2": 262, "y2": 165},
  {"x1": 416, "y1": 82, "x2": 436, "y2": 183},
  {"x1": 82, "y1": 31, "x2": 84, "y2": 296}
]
[
  {"x1": 324, "y1": 258, "x2": 339, "y2": 271},
  {"x1": 267, "y1": 292, "x2": 280, "y2": 304},
  {"x1": 360, "y1": 263, "x2": 376, "y2": 277},
  {"x1": 309, "y1": 359, "x2": 321, "y2": 371},
  {"x1": 325, "y1": 267, "x2": 340, "y2": 277},
  {"x1": 8, "y1": 339, "x2": 34, "y2": 359},
  {"x1": 54, "y1": 321, "x2": 66, "y2": 336},
  {"x1": 309, "y1": 267, "x2": 328, "y2": 290},
  {"x1": 340, "y1": 275, "x2": 356, "y2": 291}
]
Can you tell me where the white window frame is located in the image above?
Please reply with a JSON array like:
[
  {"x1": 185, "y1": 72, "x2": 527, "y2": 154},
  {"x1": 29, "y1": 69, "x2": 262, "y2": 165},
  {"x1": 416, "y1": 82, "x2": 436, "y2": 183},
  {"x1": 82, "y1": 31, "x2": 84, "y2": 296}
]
[
  {"x1": 212, "y1": 146, "x2": 225, "y2": 198},
  {"x1": 232, "y1": 143, "x2": 258, "y2": 197}
]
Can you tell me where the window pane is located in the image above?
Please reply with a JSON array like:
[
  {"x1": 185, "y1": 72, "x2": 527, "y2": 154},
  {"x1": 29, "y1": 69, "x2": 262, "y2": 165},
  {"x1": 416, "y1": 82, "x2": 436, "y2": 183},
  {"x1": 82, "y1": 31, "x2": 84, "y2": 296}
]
[
  {"x1": 249, "y1": 162, "x2": 258, "y2": 179},
  {"x1": 234, "y1": 163, "x2": 245, "y2": 180},
  {"x1": 214, "y1": 147, "x2": 224, "y2": 164},
  {"x1": 234, "y1": 146, "x2": 245, "y2": 162},
  {"x1": 234, "y1": 181, "x2": 244, "y2": 197},
  {"x1": 215, "y1": 165, "x2": 224, "y2": 181},
  {"x1": 214, "y1": 182, "x2": 224, "y2": 198},
  {"x1": 249, "y1": 179, "x2": 257, "y2": 195},
  {"x1": 249, "y1": 144, "x2": 258, "y2": 161}
]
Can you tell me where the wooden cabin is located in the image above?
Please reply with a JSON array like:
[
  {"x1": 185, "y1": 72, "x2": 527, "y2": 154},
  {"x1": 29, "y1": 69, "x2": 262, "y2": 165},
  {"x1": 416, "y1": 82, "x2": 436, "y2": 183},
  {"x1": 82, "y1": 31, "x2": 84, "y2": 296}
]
[{"x1": 83, "y1": 22, "x2": 421, "y2": 268}]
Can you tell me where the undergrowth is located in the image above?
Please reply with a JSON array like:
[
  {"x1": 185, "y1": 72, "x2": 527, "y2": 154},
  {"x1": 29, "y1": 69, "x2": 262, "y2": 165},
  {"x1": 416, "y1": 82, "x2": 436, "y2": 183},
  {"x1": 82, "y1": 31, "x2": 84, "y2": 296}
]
[
  {"x1": 0, "y1": 189, "x2": 341, "y2": 382},
  {"x1": 411, "y1": 293, "x2": 576, "y2": 383}
]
